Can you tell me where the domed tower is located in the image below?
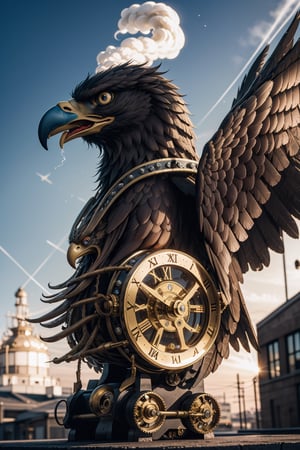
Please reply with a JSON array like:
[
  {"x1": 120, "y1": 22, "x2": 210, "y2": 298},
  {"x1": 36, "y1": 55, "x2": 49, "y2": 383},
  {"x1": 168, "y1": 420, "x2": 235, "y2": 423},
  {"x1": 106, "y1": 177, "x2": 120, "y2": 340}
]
[{"x1": 0, "y1": 288, "x2": 61, "y2": 396}]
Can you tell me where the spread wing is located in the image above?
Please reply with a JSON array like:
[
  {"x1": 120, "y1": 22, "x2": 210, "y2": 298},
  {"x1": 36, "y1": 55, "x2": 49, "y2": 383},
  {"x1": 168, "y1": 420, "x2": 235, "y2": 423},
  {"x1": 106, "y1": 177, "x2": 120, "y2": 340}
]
[{"x1": 196, "y1": 12, "x2": 300, "y2": 378}]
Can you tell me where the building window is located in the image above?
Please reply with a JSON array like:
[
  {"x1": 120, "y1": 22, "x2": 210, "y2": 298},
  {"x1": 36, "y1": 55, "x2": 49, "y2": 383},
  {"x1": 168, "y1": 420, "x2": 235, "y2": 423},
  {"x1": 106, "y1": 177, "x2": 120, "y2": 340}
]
[
  {"x1": 267, "y1": 340, "x2": 280, "y2": 378},
  {"x1": 286, "y1": 330, "x2": 300, "y2": 372}
]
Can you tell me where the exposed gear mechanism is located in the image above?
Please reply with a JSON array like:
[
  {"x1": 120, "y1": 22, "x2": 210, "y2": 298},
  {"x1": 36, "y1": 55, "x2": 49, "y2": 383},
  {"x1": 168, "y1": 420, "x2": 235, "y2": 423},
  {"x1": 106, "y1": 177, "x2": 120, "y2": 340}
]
[
  {"x1": 127, "y1": 391, "x2": 166, "y2": 434},
  {"x1": 124, "y1": 390, "x2": 220, "y2": 435},
  {"x1": 181, "y1": 393, "x2": 220, "y2": 434},
  {"x1": 61, "y1": 378, "x2": 221, "y2": 441}
]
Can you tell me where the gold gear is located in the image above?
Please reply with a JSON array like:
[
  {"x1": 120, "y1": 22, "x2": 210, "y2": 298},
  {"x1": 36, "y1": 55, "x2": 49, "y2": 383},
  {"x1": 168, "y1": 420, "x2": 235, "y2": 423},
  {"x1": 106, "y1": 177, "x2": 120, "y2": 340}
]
[
  {"x1": 181, "y1": 393, "x2": 220, "y2": 434},
  {"x1": 127, "y1": 391, "x2": 166, "y2": 434}
]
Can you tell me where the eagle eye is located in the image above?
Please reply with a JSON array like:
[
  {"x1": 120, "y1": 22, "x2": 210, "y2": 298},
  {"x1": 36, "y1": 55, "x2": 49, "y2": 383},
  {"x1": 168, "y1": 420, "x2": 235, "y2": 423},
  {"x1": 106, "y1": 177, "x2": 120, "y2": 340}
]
[
  {"x1": 92, "y1": 92, "x2": 114, "y2": 106},
  {"x1": 82, "y1": 236, "x2": 91, "y2": 246}
]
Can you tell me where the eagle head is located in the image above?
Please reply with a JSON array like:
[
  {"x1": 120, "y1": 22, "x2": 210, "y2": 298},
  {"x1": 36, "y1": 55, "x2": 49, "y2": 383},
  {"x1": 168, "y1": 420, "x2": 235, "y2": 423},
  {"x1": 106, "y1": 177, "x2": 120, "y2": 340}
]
[{"x1": 38, "y1": 63, "x2": 197, "y2": 166}]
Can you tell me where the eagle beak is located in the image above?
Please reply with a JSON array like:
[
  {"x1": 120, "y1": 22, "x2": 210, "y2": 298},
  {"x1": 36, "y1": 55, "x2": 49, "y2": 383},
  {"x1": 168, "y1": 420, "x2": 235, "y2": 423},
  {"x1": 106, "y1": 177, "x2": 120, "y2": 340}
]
[
  {"x1": 38, "y1": 101, "x2": 114, "y2": 150},
  {"x1": 67, "y1": 242, "x2": 101, "y2": 269}
]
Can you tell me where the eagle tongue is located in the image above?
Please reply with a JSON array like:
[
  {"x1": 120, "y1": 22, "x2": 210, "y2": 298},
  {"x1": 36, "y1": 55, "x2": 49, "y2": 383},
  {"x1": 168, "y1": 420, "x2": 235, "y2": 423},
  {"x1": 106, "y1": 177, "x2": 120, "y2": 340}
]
[{"x1": 69, "y1": 124, "x2": 91, "y2": 137}]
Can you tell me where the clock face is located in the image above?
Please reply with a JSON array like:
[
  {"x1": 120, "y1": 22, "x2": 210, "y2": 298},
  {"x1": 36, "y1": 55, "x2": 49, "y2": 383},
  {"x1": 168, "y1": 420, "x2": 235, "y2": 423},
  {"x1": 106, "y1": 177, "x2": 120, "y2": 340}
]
[{"x1": 108, "y1": 250, "x2": 221, "y2": 372}]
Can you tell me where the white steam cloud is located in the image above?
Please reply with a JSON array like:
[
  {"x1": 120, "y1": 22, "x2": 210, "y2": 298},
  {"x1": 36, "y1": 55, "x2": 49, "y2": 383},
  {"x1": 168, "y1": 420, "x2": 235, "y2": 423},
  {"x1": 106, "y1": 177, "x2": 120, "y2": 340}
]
[{"x1": 96, "y1": 1, "x2": 185, "y2": 72}]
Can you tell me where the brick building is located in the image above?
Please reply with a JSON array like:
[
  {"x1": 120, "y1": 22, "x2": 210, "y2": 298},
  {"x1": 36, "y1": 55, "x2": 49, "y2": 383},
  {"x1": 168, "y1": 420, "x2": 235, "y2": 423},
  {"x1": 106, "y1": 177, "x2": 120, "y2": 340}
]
[{"x1": 257, "y1": 292, "x2": 300, "y2": 428}]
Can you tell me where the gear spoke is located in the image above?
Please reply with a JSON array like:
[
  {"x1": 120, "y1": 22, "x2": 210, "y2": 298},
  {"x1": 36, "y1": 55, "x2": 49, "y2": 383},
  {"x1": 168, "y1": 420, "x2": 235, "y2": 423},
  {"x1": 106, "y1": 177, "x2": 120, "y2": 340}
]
[
  {"x1": 180, "y1": 282, "x2": 200, "y2": 304},
  {"x1": 181, "y1": 393, "x2": 220, "y2": 434},
  {"x1": 174, "y1": 318, "x2": 188, "y2": 350},
  {"x1": 127, "y1": 391, "x2": 166, "y2": 434},
  {"x1": 183, "y1": 322, "x2": 201, "y2": 334}
]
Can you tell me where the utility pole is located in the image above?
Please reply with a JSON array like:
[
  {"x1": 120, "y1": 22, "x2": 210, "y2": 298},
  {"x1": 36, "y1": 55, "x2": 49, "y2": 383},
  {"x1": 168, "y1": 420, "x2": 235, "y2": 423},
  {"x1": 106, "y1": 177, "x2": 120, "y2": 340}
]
[
  {"x1": 236, "y1": 374, "x2": 243, "y2": 429},
  {"x1": 282, "y1": 233, "x2": 288, "y2": 301},
  {"x1": 282, "y1": 251, "x2": 288, "y2": 301},
  {"x1": 253, "y1": 376, "x2": 260, "y2": 428},
  {"x1": 242, "y1": 387, "x2": 247, "y2": 430}
]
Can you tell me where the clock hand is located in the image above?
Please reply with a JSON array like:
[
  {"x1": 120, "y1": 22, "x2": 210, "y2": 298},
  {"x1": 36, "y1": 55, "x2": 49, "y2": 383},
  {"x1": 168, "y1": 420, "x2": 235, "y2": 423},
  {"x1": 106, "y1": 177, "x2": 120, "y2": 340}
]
[{"x1": 139, "y1": 282, "x2": 166, "y2": 304}]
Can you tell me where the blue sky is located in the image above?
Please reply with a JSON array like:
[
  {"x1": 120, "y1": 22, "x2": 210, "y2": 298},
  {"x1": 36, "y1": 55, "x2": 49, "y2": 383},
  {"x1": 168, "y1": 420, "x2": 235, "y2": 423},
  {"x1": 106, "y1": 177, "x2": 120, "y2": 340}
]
[{"x1": 1, "y1": 1, "x2": 299, "y2": 409}]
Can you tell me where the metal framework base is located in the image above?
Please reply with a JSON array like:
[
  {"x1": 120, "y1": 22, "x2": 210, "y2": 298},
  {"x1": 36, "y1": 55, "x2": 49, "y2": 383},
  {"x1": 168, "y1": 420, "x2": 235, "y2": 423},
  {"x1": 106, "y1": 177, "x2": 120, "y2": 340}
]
[{"x1": 57, "y1": 366, "x2": 219, "y2": 442}]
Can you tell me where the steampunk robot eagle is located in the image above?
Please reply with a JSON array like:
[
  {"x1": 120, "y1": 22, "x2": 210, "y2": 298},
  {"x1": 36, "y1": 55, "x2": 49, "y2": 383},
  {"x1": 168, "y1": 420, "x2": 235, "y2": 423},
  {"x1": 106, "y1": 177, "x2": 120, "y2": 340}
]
[{"x1": 36, "y1": 10, "x2": 300, "y2": 440}]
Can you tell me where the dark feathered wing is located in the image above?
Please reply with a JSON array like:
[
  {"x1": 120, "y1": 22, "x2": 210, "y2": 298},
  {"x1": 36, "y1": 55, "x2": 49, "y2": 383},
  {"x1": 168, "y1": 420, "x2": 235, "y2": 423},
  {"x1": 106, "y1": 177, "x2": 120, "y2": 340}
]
[{"x1": 196, "y1": 12, "x2": 300, "y2": 378}]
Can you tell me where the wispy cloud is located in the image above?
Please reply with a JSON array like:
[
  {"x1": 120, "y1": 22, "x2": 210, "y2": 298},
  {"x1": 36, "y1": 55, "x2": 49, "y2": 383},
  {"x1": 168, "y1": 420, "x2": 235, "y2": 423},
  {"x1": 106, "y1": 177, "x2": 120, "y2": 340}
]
[
  {"x1": 199, "y1": 0, "x2": 300, "y2": 125},
  {"x1": 221, "y1": 351, "x2": 259, "y2": 374},
  {"x1": 241, "y1": 290, "x2": 283, "y2": 324},
  {"x1": 241, "y1": 0, "x2": 300, "y2": 47}
]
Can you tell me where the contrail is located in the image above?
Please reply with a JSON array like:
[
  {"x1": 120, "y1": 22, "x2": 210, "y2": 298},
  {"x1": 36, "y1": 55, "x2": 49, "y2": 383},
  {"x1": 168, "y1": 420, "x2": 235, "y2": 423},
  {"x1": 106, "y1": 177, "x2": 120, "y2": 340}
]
[
  {"x1": 22, "y1": 234, "x2": 68, "y2": 289},
  {"x1": 199, "y1": 0, "x2": 300, "y2": 126},
  {"x1": 0, "y1": 245, "x2": 50, "y2": 294},
  {"x1": 46, "y1": 239, "x2": 67, "y2": 255}
]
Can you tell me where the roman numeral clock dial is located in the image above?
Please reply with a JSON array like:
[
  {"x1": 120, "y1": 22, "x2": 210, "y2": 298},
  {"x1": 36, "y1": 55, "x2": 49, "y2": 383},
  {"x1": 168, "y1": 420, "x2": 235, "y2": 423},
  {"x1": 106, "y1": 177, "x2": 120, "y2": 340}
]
[{"x1": 107, "y1": 250, "x2": 221, "y2": 372}]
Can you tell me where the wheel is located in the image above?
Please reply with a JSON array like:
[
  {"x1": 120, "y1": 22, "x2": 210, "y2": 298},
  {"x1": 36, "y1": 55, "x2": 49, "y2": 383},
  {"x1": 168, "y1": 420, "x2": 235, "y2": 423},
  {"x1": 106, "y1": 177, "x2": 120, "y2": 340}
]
[
  {"x1": 126, "y1": 391, "x2": 166, "y2": 434},
  {"x1": 181, "y1": 393, "x2": 220, "y2": 434},
  {"x1": 89, "y1": 385, "x2": 114, "y2": 416}
]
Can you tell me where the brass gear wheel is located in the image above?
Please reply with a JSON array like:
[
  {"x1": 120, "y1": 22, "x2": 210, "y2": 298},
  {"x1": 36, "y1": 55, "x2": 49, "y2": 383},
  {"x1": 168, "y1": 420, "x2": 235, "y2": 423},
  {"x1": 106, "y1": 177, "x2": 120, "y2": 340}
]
[
  {"x1": 126, "y1": 391, "x2": 166, "y2": 434},
  {"x1": 181, "y1": 393, "x2": 220, "y2": 434},
  {"x1": 89, "y1": 385, "x2": 114, "y2": 416}
]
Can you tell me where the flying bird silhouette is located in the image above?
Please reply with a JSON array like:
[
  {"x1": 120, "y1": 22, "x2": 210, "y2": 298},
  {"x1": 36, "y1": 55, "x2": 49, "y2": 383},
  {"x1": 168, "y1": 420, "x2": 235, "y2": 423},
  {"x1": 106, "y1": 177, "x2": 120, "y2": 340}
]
[{"x1": 36, "y1": 13, "x2": 300, "y2": 388}]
